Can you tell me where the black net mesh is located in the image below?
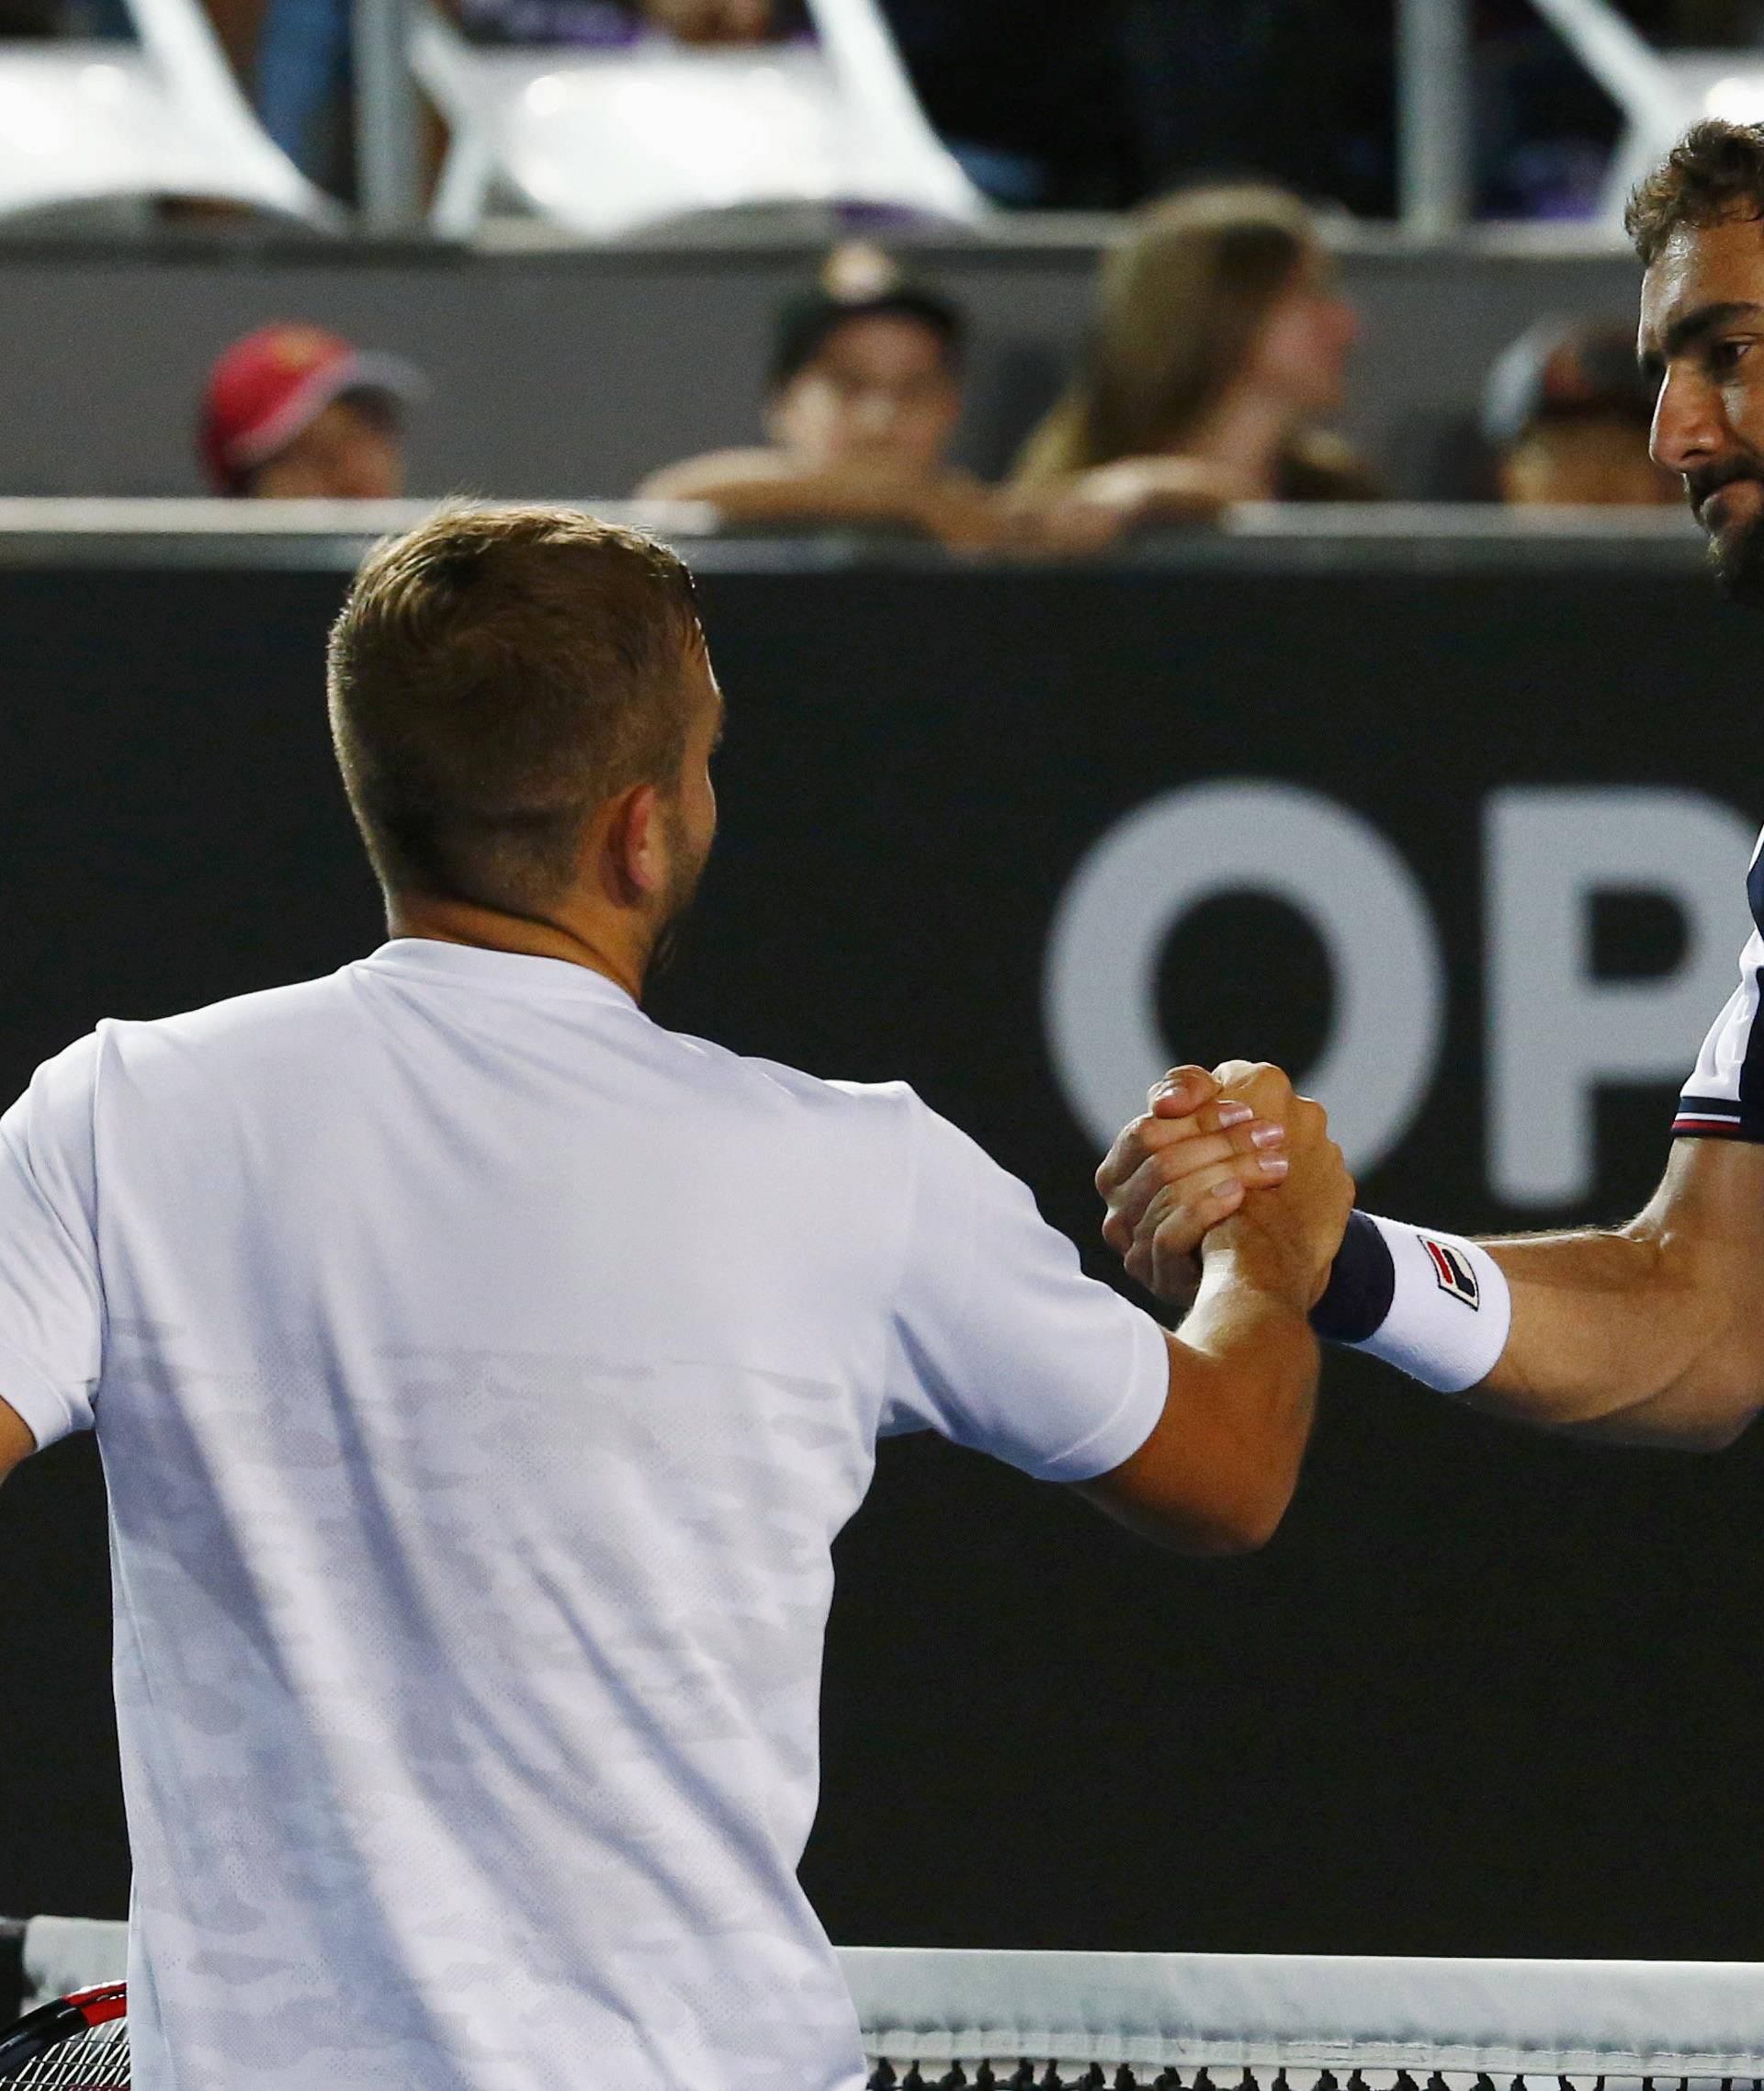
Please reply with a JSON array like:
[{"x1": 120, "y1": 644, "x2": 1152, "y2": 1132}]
[
  {"x1": 1, "y1": 2020, "x2": 130, "y2": 2088},
  {"x1": 867, "y1": 2071, "x2": 1764, "y2": 2091}
]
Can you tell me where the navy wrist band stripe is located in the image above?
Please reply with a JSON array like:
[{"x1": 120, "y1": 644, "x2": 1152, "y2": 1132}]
[{"x1": 1309, "y1": 1209, "x2": 1395, "y2": 1344}]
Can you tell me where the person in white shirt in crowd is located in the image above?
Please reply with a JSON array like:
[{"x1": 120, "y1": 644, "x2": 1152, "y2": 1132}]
[
  {"x1": 639, "y1": 246, "x2": 1002, "y2": 551},
  {"x1": 0, "y1": 503, "x2": 1350, "y2": 2090}
]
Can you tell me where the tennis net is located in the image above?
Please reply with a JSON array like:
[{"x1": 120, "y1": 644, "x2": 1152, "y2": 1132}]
[
  {"x1": 12, "y1": 1921, "x2": 1764, "y2": 2091},
  {"x1": 840, "y1": 1948, "x2": 1764, "y2": 2090}
]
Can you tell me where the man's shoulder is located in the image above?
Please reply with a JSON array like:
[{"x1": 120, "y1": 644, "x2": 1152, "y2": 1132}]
[
  {"x1": 670, "y1": 1030, "x2": 922, "y2": 1134},
  {"x1": 115, "y1": 969, "x2": 349, "y2": 1043},
  {"x1": 671, "y1": 1037, "x2": 996, "y2": 1196},
  {"x1": 83, "y1": 970, "x2": 358, "y2": 1086},
  {"x1": 5, "y1": 973, "x2": 355, "y2": 1152}
]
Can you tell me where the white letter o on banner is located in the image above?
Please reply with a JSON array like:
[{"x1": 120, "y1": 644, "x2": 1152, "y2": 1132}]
[{"x1": 1043, "y1": 782, "x2": 1444, "y2": 1176}]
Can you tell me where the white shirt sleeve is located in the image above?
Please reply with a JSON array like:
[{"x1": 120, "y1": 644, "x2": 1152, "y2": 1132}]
[
  {"x1": 882, "y1": 1093, "x2": 1169, "y2": 1483},
  {"x1": 0, "y1": 1034, "x2": 104, "y2": 1449},
  {"x1": 1675, "y1": 925, "x2": 1764, "y2": 1143}
]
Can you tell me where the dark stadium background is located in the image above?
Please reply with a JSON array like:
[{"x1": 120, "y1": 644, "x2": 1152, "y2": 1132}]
[{"x1": 3, "y1": 543, "x2": 1761, "y2": 1961}]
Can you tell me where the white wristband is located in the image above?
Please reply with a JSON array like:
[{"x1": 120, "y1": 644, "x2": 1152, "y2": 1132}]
[{"x1": 1313, "y1": 1212, "x2": 1512, "y2": 1395}]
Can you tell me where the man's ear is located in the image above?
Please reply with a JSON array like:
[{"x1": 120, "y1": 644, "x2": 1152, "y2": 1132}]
[{"x1": 601, "y1": 783, "x2": 665, "y2": 905}]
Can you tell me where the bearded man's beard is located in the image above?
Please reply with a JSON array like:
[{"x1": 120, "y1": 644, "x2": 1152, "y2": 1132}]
[
  {"x1": 1688, "y1": 458, "x2": 1764, "y2": 605},
  {"x1": 1710, "y1": 506, "x2": 1764, "y2": 605},
  {"x1": 644, "y1": 812, "x2": 710, "y2": 980}
]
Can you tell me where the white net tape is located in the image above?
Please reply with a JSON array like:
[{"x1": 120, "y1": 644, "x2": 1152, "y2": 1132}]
[
  {"x1": 840, "y1": 1951, "x2": 1764, "y2": 2087},
  {"x1": 17, "y1": 1926, "x2": 1764, "y2": 2091}
]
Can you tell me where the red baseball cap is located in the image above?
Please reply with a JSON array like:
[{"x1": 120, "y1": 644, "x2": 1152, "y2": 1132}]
[{"x1": 199, "y1": 322, "x2": 427, "y2": 494}]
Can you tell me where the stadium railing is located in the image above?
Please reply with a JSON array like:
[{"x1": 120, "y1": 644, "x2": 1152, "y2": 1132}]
[{"x1": 0, "y1": 499, "x2": 1708, "y2": 576}]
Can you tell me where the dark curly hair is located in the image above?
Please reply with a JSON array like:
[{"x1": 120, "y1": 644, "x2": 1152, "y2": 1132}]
[{"x1": 1627, "y1": 119, "x2": 1764, "y2": 266}]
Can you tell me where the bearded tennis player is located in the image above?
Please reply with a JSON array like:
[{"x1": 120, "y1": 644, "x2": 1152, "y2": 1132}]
[
  {"x1": 1100, "y1": 120, "x2": 1764, "y2": 1455},
  {"x1": 0, "y1": 504, "x2": 1350, "y2": 2091}
]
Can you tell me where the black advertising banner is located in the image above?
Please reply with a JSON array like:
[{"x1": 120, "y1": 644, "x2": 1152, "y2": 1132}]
[{"x1": 2, "y1": 545, "x2": 1763, "y2": 1960}]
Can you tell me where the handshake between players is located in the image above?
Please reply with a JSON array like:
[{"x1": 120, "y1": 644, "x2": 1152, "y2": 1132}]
[
  {"x1": 1096, "y1": 1062, "x2": 1351, "y2": 1318},
  {"x1": 1102, "y1": 1028, "x2": 1764, "y2": 1472}
]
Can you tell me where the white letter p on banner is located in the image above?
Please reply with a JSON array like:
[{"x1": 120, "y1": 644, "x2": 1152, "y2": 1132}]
[{"x1": 1487, "y1": 787, "x2": 1757, "y2": 1206}]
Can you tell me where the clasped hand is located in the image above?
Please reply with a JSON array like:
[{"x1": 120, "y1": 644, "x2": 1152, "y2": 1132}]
[{"x1": 1094, "y1": 1062, "x2": 1355, "y2": 1315}]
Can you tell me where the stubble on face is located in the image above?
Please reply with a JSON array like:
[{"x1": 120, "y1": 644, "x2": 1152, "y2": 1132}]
[
  {"x1": 1692, "y1": 460, "x2": 1764, "y2": 601},
  {"x1": 643, "y1": 647, "x2": 721, "y2": 978},
  {"x1": 643, "y1": 802, "x2": 711, "y2": 980}
]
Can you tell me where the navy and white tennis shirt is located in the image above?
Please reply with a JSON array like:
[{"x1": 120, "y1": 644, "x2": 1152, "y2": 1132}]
[{"x1": 1677, "y1": 830, "x2": 1764, "y2": 1141}]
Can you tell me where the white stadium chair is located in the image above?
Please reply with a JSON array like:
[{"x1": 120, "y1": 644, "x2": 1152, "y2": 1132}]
[
  {"x1": 0, "y1": 0, "x2": 342, "y2": 229},
  {"x1": 412, "y1": 0, "x2": 987, "y2": 241},
  {"x1": 1529, "y1": 0, "x2": 1764, "y2": 236}
]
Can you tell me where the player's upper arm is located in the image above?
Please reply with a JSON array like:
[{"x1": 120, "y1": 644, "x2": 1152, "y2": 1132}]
[
  {"x1": 880, "y1": 1093, "x2": 1169, "y2": 1486},
  {"x1": 0, "y1": 1396, "x2": 35, "y2": 1486},
  {"x1": 1559, "y1": 888, "x2": 1764, "y2": 1447},
  {"x1": 0, "y1": 1034, "x2": 106, "y2": 1455},
  {"x1": 1595, "y1": 1134, "x2": 1764, "y2": 1447}
]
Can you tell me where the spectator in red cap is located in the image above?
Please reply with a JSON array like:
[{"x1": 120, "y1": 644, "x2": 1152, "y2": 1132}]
[{"x1": 200, "y1": 324, "x2": 426, "y2": 500}]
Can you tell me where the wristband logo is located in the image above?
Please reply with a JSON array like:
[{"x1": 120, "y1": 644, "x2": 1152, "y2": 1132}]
[{"x1": 1422, "y1": 1238, "x2": 1480, "y2": 1310}]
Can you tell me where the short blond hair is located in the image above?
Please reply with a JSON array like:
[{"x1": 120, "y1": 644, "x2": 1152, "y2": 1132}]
[{"x1": 328, "y1": 503, "x2": 700, "y2": 911}]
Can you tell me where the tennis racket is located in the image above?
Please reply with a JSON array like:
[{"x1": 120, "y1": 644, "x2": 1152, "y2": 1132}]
[{"x1": 0, "y1": 1983, "x2": 127, "y2": 2086}]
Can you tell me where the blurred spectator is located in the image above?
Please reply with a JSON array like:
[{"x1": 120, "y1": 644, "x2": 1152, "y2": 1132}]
[
  {"x1": 1476, "y1": 0, "x2": 1763, "y2": 218},
  {"x1": 200, "y1": 323, "x2": 424, "y2": 498},
  {"x1": 639, "y1": 245, "x2": 1000, "y2": 549},
  {"x1": 1482, "y1": 320, "x2": 1678, "y2": 506},
  {"x1": 461, "y1": 0, "x2": 800, "y2": 50},
  {"x1": 885, "y1": 0, "x2": 1388, "y2": 212},
  {"x1": 639, "y1": 0, "x2": 781, "y2": 40},
  {"x1": 1007, "y1": 186, "x2": 1374, "y2": 553}
]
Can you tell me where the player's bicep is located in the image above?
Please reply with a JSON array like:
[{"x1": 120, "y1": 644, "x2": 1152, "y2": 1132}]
[
  {"x1": 0, "y1": 1042, "x2": 105, "y2": 1452},
  {"x1": 0, "y1": 1396, "x2": 36, "y2": 1485},
  {"x1": 1512, "y1": 1136, "x2": 1764, "y2": 1447},
  {"x1": 1611, "y1": 1136, "x2": 1764, "y2": 1442},
  {"x1": 885, "y1": 1097, "x2": 1167, "y2": 1481}
]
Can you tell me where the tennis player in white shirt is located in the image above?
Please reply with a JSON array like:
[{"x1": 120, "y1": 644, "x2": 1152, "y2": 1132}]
[{"x1": 0, "y1": 504, "x2": 1351, "y2": 2091}]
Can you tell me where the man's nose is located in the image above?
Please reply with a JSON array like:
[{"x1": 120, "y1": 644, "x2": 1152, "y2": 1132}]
[{"x1": 1651, "y1": 367, "x2": 1722, "y2": 473}]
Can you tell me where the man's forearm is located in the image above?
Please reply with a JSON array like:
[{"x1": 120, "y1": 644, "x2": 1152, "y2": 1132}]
[
  {"x1": 1080, "y1": 1243, "x2": 1319, "y2": 1554},
  {"x1": 1170, "y1": 1239, "x2": 1320, "y2": 1522}
]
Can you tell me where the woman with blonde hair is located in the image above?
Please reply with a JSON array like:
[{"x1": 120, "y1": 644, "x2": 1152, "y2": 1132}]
[{"x1": 1010, "y1": 184, "x2": 1374, "y2": 549}]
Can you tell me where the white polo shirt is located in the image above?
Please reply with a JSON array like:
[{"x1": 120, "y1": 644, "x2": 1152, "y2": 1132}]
[{"x1": 0, "y1": 940, "x2": 1167, "y2": 2091}]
